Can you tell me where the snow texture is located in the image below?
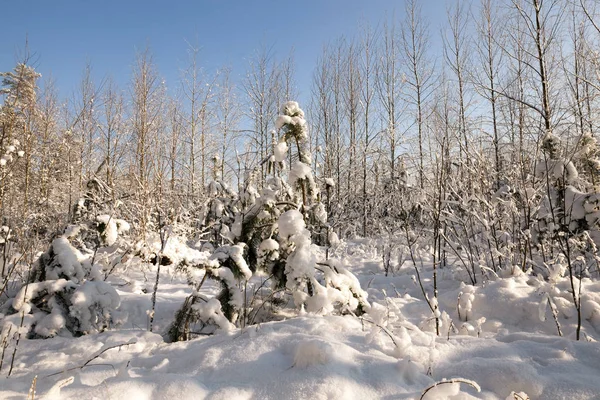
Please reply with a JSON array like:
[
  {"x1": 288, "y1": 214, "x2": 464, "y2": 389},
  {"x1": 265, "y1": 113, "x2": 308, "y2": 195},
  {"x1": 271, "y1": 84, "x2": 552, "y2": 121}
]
[
  {"x1": 4, "y1": 219, "x2": 600, "y2": 399},
  {"x1": 69, "y1": 281, "x2": 120, "y2": 333}
]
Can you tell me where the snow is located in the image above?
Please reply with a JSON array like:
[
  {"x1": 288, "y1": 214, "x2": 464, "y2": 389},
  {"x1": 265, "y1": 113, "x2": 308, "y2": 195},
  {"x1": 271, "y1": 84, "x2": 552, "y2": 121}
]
[
  {"x1": 12, "y1": 279, "x2": 75, "y2": 313},
  {"x1": 276, "y1": 101, "x2": 308, "y2": 141},
  {"x1": 275, "y1": 114, "x2": 293, "y2": 131},
  {"x1": 193, "y1": 298, "x2": 235, "y2": 331},
  {"x1": 34, "y1": 305, "x2": 67, "y2": 337},
  {"x1": 422, "y1": 382, "x2": 460, "y2": 399},
  {"x1": 277, "y1": 209, "x2": 305, "y2": 239},
  {"x1": 535, "y1": 158, "x2": 579, "y2": 183},
  {"x1": 289, "y1": 160, "x2": 312, "y2": 183},
  {"x1": 97, "y1": 215, "x2": 118, "y2": 246},
  {"x1": 328, "y1": 230, "x2": 340, "y2": 247},
  {"x1": 273, "y1": 141, "x2": 289, "y2": 163},
  {"x1": 115, "y1": 219, "x2": 130, "y2": 234},
  {"x1": 259, "y1": 238, "x2": 279, "y2": 253},
  {"x1": 3, "y1": 239, "x2": 600, "y2": 399},
  {"x1": 148, "y1": 233, "x2": 212, "y2": 267},
  {"x1": 69, "y1": 281, "x2": 121, "y2": 333},
  {"x1": 293, "y1": 339, "x2": 332, "y2": 367},
  {"x1": 210, "y1": 266, "x2": 244, "y2": 308},
  {"x1": 47, "y1": 237, "x2": 88, "y2": 282},
  {"x1": 258, "y1": 238, "x2": 279, "y2": 265},
  {"x1": 212, "y1": 244, "x2": 252, "y2": 280}
]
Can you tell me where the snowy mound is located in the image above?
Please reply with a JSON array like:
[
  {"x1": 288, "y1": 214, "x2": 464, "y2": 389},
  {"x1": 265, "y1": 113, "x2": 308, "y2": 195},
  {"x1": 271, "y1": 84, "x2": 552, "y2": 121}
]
[
  {"x1": 1, "y1": 316, "x2": 430, "y2": 399},
  {"x1": 4, "y1": 310, "x2": 600, "y2": 399}
]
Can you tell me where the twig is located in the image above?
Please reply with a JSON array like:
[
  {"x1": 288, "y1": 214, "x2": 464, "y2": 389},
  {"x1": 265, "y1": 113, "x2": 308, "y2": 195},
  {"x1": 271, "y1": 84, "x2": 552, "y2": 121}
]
[
  {"x1": 8, "y1": 262, "x2": 33, "y2": 377},
  {"x1": 44, "y1": 341, "x2": 136, "y2": 378},
  {"x1": 352, "y1": 313, "x2": 399, "y2": 349},
  {"x1": 548, "y1": 296, "x2": 563, "y2": 337},
  {"x1": 104, "y1": 247, "x2": 132, "y2": 281},
  {"x1": 150, "y1": 216, "x2": 170, "y2": 332},
  {"x1": 0, "y1": 324, "x2": 13, "y2": 372},
  {"x1": 420, "y1": 378, "x2": 481, "y2": 400},
  {"x1": 27, "y1": 375, "x2": 37, "y2": 400}
]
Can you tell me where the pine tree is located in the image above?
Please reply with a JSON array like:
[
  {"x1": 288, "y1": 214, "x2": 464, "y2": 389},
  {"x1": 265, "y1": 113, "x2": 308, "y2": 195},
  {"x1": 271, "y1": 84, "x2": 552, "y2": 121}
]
[{"x1": 167, "y1": 101, "x2": 368, "y2": 341}]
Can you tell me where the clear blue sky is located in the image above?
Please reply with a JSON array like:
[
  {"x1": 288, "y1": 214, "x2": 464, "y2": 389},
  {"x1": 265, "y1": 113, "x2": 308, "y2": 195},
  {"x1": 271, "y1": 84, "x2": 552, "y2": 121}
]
[{"x1": 1, "y1": 0, "x2": 446, "y2": 104}]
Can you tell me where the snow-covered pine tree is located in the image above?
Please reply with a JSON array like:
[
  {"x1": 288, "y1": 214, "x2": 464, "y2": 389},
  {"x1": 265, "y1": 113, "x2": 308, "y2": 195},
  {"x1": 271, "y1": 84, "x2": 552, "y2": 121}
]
[
  {"x1": 196, "y1": 179, "x2": 239, "y2": 251},
  {"x1": 167, "y1": 101, "x2": 368, "y2": 341}
]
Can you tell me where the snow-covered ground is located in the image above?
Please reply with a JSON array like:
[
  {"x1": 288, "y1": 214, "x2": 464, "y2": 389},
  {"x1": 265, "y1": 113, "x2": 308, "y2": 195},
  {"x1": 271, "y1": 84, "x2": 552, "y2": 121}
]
[{"x1": 2, "y1": 239, "x2": 600, "y2": 400}]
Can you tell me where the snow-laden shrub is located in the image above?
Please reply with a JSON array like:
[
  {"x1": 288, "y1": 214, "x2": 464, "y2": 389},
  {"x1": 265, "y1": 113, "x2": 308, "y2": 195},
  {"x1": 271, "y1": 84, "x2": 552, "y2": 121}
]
[
  {"x1": 1, "y1": 235, "x2": 121, "y2": 338},
  {"x1": 0, "y1": 177, "x2": 128, "y2": 338},
  {"x1": 531, "y1": 132, "x2": 600, "y2": 339}
]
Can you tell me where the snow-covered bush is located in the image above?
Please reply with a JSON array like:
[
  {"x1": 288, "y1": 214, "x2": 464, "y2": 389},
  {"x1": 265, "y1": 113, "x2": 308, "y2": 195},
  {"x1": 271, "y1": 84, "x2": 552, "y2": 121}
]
[
  {"x1": 531, "y1": 132, "x2": 600, "y2": 339},
  {"x1": 1, "y1": 235, "x2": 121, "y2": 338},
  {"x1": 0, "y1": 177, "x2": 128, "y2": 338}
]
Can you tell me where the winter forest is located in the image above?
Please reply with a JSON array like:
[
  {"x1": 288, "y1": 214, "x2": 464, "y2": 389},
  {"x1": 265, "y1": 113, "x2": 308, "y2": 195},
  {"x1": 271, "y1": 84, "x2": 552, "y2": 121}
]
[{"x1": 2, "y1": 0, "x2": 600, "y2": 398}]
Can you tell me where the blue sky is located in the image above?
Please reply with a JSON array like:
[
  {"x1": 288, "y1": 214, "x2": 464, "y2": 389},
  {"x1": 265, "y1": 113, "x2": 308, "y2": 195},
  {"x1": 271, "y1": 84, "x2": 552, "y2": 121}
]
[{"x1": 1, "y1": 1, "x2": 446, "y2": 104}]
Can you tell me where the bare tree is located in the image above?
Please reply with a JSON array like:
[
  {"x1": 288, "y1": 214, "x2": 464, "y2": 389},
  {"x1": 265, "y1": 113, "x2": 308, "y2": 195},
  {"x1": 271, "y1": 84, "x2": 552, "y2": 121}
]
[
  {"x1": 98, "y1": 77, "x2": 125, "y2": 190},
  {"x1": 343, "y1": 41, "x2": 361, "y2": 199},
  {"x1": 311, "y1": 45, "x2": 334, "y2": 181},
  {"x1": 443, "y1": 0, "x2": 472, "y2": 171},
  {"x1": 167, "y1": 98, "x2": 183, "y2": 195},
  {"x1": 180, "y1": 44, "x2": 218, "y2": 200},
  {"x1": 400, "y1": 0, "x2": 435, "y2": 189},
  {"x1": 377, "y1": 16, "x2": 405, "y2": 183},
  {"x1": 243, "y1": 46, "x2": 281, "y2": 185},
  {"x1": 359, "y1": 23, "x2": 378, "y2": 237},
  {"x1": 130, "y1": 47, "x2": 165, "y2": 237},
  {"x1": 473, "y1": 0, "x2": 505, "y2": 187},
  {"x1": 36, "y1": 76, "x2": 60, "y2": 218},
  {"x1": 507, "y1": 0, "x2": 565, "y2": 136},
  {"x1": 215, "y1": 67, "x2": 240, "y2": 182}
]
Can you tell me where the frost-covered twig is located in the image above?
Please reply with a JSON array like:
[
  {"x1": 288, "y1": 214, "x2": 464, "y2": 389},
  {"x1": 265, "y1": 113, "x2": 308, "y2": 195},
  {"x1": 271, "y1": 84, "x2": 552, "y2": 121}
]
[
  {"x1": 548, "y1": 296, "x2": 563, "y2": 337},
  {"x1": 246, "y1": 274, "x2": 274, "y2": 319},
  {"x1": 505, "y1": 391, "x2": 531, "y2": 400},
  {"x1": 404, "y1": 229, "x2": 434, "y2": 316},
  {"x1": 439, "y1": 229, "x2": 475, "y2": 285},
  {"x1": 0, "y1": 244, "x2": 30, "y2": 299}
]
